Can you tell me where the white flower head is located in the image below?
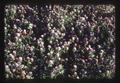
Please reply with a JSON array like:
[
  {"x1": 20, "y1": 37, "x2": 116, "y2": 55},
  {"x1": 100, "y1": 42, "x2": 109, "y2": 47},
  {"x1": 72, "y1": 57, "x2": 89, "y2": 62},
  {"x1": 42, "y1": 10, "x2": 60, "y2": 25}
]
[
  {"x1": 21, "y1": 65, "x2": 25, "y2": 69},
  {"x1": 19, "y1": 57, "x2": 22, "y2": 62},
  {"x1": 13, "y1": 50, "x2": 16, "y2": 55},
  {"x1": 72, "y1": 37, "x2": 75, "y2": 41},
  {"x1": 8, "y1": 33, "x2": 10, "y2": 36},
  {"x1": 73, "y1": 47, "x2": 77, "y2": 52},
  {"x1": 81, "y1": 17, "x2": 85, "y2": 22},
  {"x1": 74, "y1": 71, "x2": 77, "y2": 76},
  {"x1": 15, "y1": 63, "x2": 19, "y2": 67},
  {"x1": 56, "y1": 53, "x2": 60, "y2": 57},
  {"x1": 33, "y1": 37, "x2": 36, "y2": 41},
  {"x1": 58, "y1": 57, "x2": 61, "y2": 60},
  {"x1": 30, "y1": 46, "x2": 34, "y2": 51},
  {"x1": 26, "y1": 75, "x2": 31, "y2": 79},
  {"x1": 41, "y1": 35, "x2": 44, "y2": 38},
  {"x1": 71, "y1": 27, "x2": 74, "y2": 31},
  {"x1": 13, "y1": 24, "x2": 17, "y2": 29},
  {"x1": 49, "y1": 60, "x2": 54, "y2": 67},
  {"x1": 66, "y1": 47, "x2": 69, "y2": 51},
  {"x1": 13, "y1": 69, "x2": 16, "y2": 72},
  {"x1": 5, "y1": 65, "x2": 9, "y2": 70},
  {"x1": 18, "y1": 38, "x2": 22, "y2": 42},
  {"x1": 62, "y1": 33, "x2": 65, "y2": 36},
  {"x1": 50, "y1": 51, "x2": 54, "y2": 54},
  {"x1": 9, "y1": 54, "x2": 15, "y2": 60},
  {"x1": 40, "y1": 47, "x2": 43, "y2": 51},
  {"x1": 23, "y1": 29, "x2": 27, "y2": 35},
  {"x1": 58, "y1": 47, "x2": 61, "y2": 51},
  {"x1": 30, "y1": 58, "x2": 34, "y2": 62},
  {"x1": 29, "y1": 23, "x2": 33, "y2": 29},
  {"x1": 51, "y1": 29, "x2": 55, "y2": 34},
  {"x1": 29, "y1": 72, "x2": 33, "y2": 75},
  {"x1": 16, "y1": 33, "x2": 21, "y2": 37},
  {"x1": 47, "y1": 53, "x2": 50, "y2": 56},
  {"x1": 77, "y1": 76, "x2": 79, "y2": 79},
  {"x1": 48, "y1": 45, "x2": 51, "y2": 49},
  {"x1": 27, "y1": 57, "x2": 30, "y2": 60},
  {"x1": 59, "y1": 64, "x2": 62, "y2": 69},
  {"x1": 37, "y1": 40, "x2": 40, "y2": 44},
  {"x1": 22, "y1": 70, "x2": 26, "y2": 75},
  {"x1": 15, "y1": 37, "x2": 18, "y2": 41},
  {"x1": 74, "y1": 65, "x2": 77, "y2": 69},
  {"x1": 50, "y1": 40, "x2": 52, "y2": 44}
]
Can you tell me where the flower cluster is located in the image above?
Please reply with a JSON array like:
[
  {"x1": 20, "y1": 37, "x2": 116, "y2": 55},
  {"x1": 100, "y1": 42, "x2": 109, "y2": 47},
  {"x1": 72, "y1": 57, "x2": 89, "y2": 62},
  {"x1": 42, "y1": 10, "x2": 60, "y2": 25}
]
[{"x1": 5, "y1": 5, "x2": 115, "y2": 79}]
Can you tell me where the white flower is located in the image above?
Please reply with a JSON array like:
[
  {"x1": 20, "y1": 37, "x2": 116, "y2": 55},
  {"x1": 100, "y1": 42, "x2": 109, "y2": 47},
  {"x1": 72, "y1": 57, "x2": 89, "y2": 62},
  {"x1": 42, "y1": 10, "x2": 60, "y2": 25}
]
[
  {"x1": 30, "y1": 58, "x2": 34, "y2": 62},
  {"x1": 28, "y1": 61, "x2": 32, "y2": 65},
  {"x1": 51, "y1": 72, "x2": 55, "y2": 78},
  {"x1": 58, "y1": 57, "x2": 61, "y2": 60},
  {"x1": 49, "y1": 40, "x2": 52, "y2": 44},
  {"x1": 13, "y1": 69, "x2": 16, "y2": 72},
  {"x1": 5, "y1": 65, "x2": 9, "y2": 69},
  {"x1": 8, "y1": 33, "x2": 10, "y2": 36},
  {"x1": 16, "y1": 33, "x2": 21, "y2": 37},
  {"x1": 48, "y1": 45, "x2": 51, "y2": 49},
  {"x1": 50, "y1": 51, "x2": 54, "y2": 54},
  {"x1": 62, "y1": 45, "x2": 64, "y2": 48},
  {"x1": 12, "y1": 50, "x2": 16, "y2": 55},
  {"x1": 74, "y1": 9, "x2": 76, "y2": 12},
  {"x1": 77, "y1": 76, "x2": 79, "y2": 79},
  {"x1": 84, "y1": 71, "x2": 87, "y2": 75},
  {"x1": 21, "y1": 65, "x2": 25, "y2": 69},
  {"x1": 18, "y1": 38, "x2": 22, "y2": 42},
  {"x1": 40, "y1": 47, "x2": 43, "y2": 51},
  {"x1": 51, "y1": 29, "x2": 55, "y2": 34},
  {"x1": 22, "y1": 70, "x2": 26, "y2": 75},
  {"x1": 75, "y1": 43, "x2": 77, "y2": 47},
  {"x1": 73, "y1": 47, "x2": 77, "y2": 52},
  {"x1": 56, "y1": 53, "x2": 60, "y2": 57},
  {"x1": 47, "y1": 53, "x2": 50, "y2": 56},
  {"x1": 58, "y1": 47, "x2": 61, "y2": 51},
  {"x1": 81, "y1": 17, "x2": 85, "y2": 22},
  {"x1": 29, "y1": 23, "x2": 33, "y2": 29},
  {"x1": 9, "y1": 54, "x2": 15, "y2": 60},
  {"x1": 49, "y1": 60, "x2": 54, "y2": 67},
  {"x1": 19, "y1": 57, "x2": 22, "y2": 62},
  {"x1": 58, "y1": 64, "x2": 62, "y2": 69},
  {"x1": 74, "y1": 72, "x2": 77, "y2": 76},
  {"x1": 33, "y1": 37, "x2": 36, "y2": 41},
  {"x1": 13, "y1": 24, "x2": 17, "y2": 29},
  {"x1": 15, "y1": 37, "x2": 18, "y2": 41},
  {"x1": 23, "y1": 29, "x2": 27, "y2": 35},
  {"x1": 29, "y1": 72, "x2": 33, "y2": 75},
  {"x1": 86, "y1": 47, "x2": 89, "y2": 50},
  {"x1": 71, "y1": 27, "x2": 74, "y2": 31},
  {"x1": 15, "y1": 63, "x2": 19, "y2": 67},
  {"x1": 26, "y1": 75, "x2": 31, "y2": 79},
  {"x1": 30, "y1": 46, "x2": 34, "y2": 51},
  {"x1": 65, "y1": 58, "x2": 68, "y2": 61},
  {"x1": 66, "y1": 47, "x2": 69, "y2": 51},
  {"x1": 82, "y1": 59, "x2": 85, "y2": 63},
  {"x1": 27, "y1": 57, "x2": 30, "y2": 60},
  {"x1": 62, "y1": 33, "x2": 65, "y2": 36},
  {"x1": 110, "y1": 38, "x2": 113, "y2": 42},
  {"x1": 99, "y1": 70, "x2": 102, "y2": 73},
  {"x1": 72, "y1": 37, "x2": 75, "y2": 41},
  {"x1": 37, "y1": 40, "x2": 40, "y2": 44},
  {"x1": 73, "y1": 65, "x2": 77, "y2": 69},
  {"x1": 41, "y1": 35, "x2": 44, "y2": 38},
  {"x1": 101, "y1": 50, "x2": 104, "y2": 54}
]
